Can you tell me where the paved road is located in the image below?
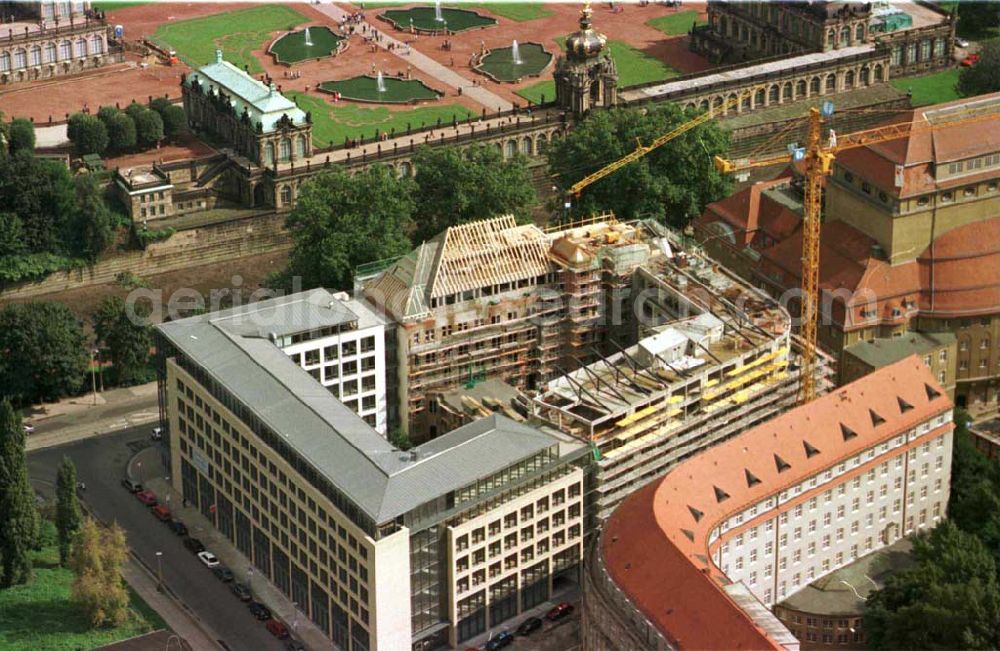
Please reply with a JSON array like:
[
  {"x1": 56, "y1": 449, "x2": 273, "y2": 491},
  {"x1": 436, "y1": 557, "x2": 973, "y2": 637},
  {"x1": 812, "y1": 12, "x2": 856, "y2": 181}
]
[{"x1": 27, "y1": 425, "x2": 286, "y2": 651}]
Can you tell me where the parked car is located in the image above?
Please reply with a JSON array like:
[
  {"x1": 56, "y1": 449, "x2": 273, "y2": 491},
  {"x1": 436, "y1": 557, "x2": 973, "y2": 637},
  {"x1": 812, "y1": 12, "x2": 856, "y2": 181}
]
[
  {"x1": 212, "y1": 566, "x2": 235, "y2": 582},
  {"x1": 284, "y1": 639, "x2": 306, "y2": 651},
  {"x1": 121, "y1": 478, "x2": 142, "y2": 493},
  {"x1": 516, "y1": 616, "x2": 543, "y2": 636},
  {"x1": 248, "y1": 602, "x2": 272, "y2": 621},
  {"x1": 961, "y1": 53, "x2": 981, "y2": 66},
  {"x1": 265, "y1": 619, "x2": 290, "y2": 639},
  {"x1": 151, "y1": 426, "x2": 163, "y2": 441},
  {"x1": 197, "y1": 551, "x2": 220, "y2": 568},
  {"x1": 485, "y1": 630, "x2": 514, "y2": 650},
  {"x1": 22, "y1": 424, "x2": 35, "y2": 435},
  {"x1": 956, "y1": 37, "x2": 970, "y2": 48},
  {"x1": 231, "y1": 582, "x2": 252, "y2": 602},
  {"x1": 183, "y1": 537, "x2": 206, "y2": 554},
  {"x1": 135, "y1": 489, "x2": 157, "y2": 506},
  {"x1": 545, "y1": 602, "x2": 574, "y2": 622},
  {"x1": 151, "y1": 504, "x2": 171, "y2": 522},
  {"x1": 168, "y1": 520, "x2": 188, "y2": 536}
]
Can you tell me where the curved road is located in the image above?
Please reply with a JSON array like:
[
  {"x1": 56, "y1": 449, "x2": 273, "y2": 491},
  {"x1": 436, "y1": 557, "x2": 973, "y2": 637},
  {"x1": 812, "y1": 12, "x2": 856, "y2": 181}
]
[{"x1": 27, "y1": 425, "x2": 286, "y2": 651}]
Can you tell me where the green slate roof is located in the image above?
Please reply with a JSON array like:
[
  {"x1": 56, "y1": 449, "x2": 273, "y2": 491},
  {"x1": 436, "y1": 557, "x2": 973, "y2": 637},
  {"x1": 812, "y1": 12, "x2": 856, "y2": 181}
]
[
  {"x1": 844, "y1": 332, "x2": 955, "y2": 369},
  {"x1": 185, "y1": 50, "x2": 308, "y2": 134}
]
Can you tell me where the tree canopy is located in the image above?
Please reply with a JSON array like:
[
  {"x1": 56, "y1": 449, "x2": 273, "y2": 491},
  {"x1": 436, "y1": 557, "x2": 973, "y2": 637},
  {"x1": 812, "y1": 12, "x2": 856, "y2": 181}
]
[
  {"x1": 67, "y1": 113, "x2": 108, "y2": 157},
  {"x1": 92, "y1": 296, "x2": 152, "y2": 387},
  {"x1": 105, "y1": 111, "x2": 137, "y2": 154},
  {"x1": 0, "y1": 149, "x2": 76, "y2": 254},
  {"x1": 865, "y1": 520, "x2": 1000, "y2": 650},
  {"x1": 7, "y1": 118, "x2": 35, "y2": 155},
  {"x1": 133, "y1": 109, "x2": 164, "y2": 149},
  {"x1": 957, "y1": 1, "x2": 1000, "y2": 36},
  {"x1": 0, "y1": 302, "x2": 88, "y2": 404},
  {"x1": 284, "y1": 165, "x2": 416, "y2": 291},
  {"x1": 56, "y1": 457, "x2": 82, "y2": 567},
  {"x1": 958, "y1": 40, "x2": 1000, "y2": 97},
  {"x1": 70, "y1": 518, "x2": 130, "y2": 628},
  {"x1": 547, "y1": 103, "x2": 732, "y2": 227},
  {"x1": 0, "y1": 399, "x2": 40, "y2": 587},
  {"x1": 411, "y1": 143, "x2": 536, "y2": 243}
]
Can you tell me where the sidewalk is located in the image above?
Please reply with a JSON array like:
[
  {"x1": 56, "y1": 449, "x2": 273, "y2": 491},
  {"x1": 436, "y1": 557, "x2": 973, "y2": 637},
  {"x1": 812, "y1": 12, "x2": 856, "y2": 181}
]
[
  {"x1": 25, "y1": 381, "x2": 159, "y2": 452},
  {"x1": 134, "y1": 448, "x2": 331, "y2": 651},
  {"x1": 122, "y1": 556, "x2": 220, "y2": 651}
]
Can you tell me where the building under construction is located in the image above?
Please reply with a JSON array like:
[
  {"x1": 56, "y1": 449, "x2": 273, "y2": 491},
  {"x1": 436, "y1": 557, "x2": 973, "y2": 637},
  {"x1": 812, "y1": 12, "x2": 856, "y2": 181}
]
[
  {"x1": 361, "y1": 215, "x2": 652, "y2": 440},
  {"x1": 531, "y1": 227, "x2": 809, "y2": 522}
]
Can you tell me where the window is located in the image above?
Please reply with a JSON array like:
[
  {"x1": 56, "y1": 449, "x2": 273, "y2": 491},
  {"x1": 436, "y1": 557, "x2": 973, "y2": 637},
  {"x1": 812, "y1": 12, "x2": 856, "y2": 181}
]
[
  {"x1": 0, "y1": 52, "x2": 10, "y2": 73},
  {"x1": 279, "y1": 138, "x2": 291, "y2": 161},
  {"x1": 60, "y1": 41, "x2": 72, "y2": 60},
  {"x1": 13, "y1": 48, "x2": 26, "y2": 69}
]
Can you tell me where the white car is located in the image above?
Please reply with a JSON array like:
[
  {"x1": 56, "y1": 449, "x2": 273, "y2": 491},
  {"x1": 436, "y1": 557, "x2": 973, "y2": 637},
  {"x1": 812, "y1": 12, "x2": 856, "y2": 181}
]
[
  {"x1": 197, "y1": 551, "x2": 220, "y2": 568},
  {"x1": 956, "y1": 37, "x2": 970, "y2": 48},
  {"x1": 22, "y1": 424, "x2": 35, "y2": 434},
  {"x1": 151, "y1": 427, "x2": 163, "y2": 441}
]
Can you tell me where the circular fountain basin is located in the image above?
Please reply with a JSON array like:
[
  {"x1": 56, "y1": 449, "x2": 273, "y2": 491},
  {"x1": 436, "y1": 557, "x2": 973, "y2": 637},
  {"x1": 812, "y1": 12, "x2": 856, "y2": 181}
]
[
  {"x1": 379, "y1": 6, "x2": 496, "y2": 33},
  {"x1": 475, "y1": 42, "x2": 552, "y2": 83},
  {"x1": 270, "y1": 26, "x2": 344, "y2": 65},
  {"x1": 319, "y1": 75, "x2": 442, "y2": 104}
]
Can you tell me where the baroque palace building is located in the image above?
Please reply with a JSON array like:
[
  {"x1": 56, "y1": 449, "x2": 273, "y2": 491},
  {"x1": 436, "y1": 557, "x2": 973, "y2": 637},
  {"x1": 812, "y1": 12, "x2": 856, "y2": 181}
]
[
  {"x1": 583, "y1": 355, "x2": 954, "y2": 650},
  {"x1": 696, "y1": 93, "x2": 1000, "y2": 415},
  {"x1": 690, "y1": 0, "x2": 954, "y2": 77},
  {"x1": 0, "y1": 0, "x2": 112, "y2": 85}
]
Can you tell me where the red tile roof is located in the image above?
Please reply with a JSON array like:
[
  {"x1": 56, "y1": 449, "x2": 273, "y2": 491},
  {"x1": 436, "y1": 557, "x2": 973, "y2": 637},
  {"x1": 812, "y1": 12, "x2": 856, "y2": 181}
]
[
  {"x1": 834, "y1": 93, "x2": 1000, "y2": 199},
  {"x1": 601, "y1": 356, "x2": 953, "y2": 650},
  {"x1": 759, "y1": 217, "x2": 1000, "y2": 326},
  {"x1": 696, "y1": 174, "x2": 802, "y2": 249}
]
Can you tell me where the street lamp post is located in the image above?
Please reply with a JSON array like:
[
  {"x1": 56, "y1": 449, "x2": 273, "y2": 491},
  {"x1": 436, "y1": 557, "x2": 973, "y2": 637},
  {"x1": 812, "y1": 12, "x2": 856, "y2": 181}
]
[
  {"x1": 155, "y1": 551, "x2": 164, "y2": 592},
  {"x1": 292, "y1": 601, "x2": 300, "y2": 634},
  {"x1": 246, "y1": 567, "x2": 254, "y2": 599}
]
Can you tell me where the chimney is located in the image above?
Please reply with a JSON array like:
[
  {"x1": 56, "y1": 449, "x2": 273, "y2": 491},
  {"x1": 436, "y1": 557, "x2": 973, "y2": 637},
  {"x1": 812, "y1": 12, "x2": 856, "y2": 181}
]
[
  {"x1": 215, "y1": 48, "x2": 223, "y2": 64},
  {"x1": 269, "y1": 83, "x2": 276, "y2": 98}
]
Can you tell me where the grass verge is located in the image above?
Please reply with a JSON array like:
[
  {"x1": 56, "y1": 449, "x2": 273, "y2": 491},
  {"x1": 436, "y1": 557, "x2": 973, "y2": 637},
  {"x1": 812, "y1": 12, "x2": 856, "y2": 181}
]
[{"x1": 0, "y1": 546, "x2": 166, "y2": 651}]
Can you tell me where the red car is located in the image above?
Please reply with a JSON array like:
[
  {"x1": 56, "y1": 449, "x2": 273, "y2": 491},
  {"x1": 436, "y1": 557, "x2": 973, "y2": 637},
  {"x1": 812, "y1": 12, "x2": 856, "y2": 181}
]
[
  {"x1": 135, "y1": 489, "x2": 157, "y2": 506},
  {"x1": 961, "y1": 53, "x2": 980, "y2": 67},
  {"x1": 265, "y1": 619, "x2": 289, "y2": 639},
  {"x1": 545, "y1": 602, "x2": 574, "y2": 621},
  {"x1": 151, "y1": 504, "x2": 171, "y2": 521}
]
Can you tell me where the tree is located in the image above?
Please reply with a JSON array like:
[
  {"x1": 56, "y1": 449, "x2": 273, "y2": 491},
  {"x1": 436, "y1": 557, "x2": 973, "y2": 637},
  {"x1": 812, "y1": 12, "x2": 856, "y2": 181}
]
[
  {"x1": 865, "y1": 521, "x2": 1000, "y2": 650},
  {"x1": 92, "y1": 296, "x2": 152, "y2": 387},
  {"x1": 957, "y1": 1, "x2": 1000, "y2": 36},
  {"x1": 124, "y1": 101, "x2": 145, "y2": 122},
  {"x1": 70, "y1": 518, "x2": 130, "y2": 628},
  {"x1": 0, "y1": 302, "x2": 88, "y2": 404},
  {"x1": 55, "y1": 457, "x2": 81, "y2": 567},
  {"x1": 160, "y1": 105, "x2": 187, "y2": 140},
  {"x1": 67, "y1": 113, "x2": 108, "y2": 156},
  {"x1": 96, "y1": 105, "x2": 119, "y2": 125},
  {"x1": 7, "y1": 118, "x2": 35, "y2": 155},
  {"x1": 284, "y1": 165, "x2": 415, "y2": 290},
  {"x1": 0, "y1": 149, "x2": 77, "y2": 253},
  {"x1": 548, "y1": 103, "x2": 732, "y2": 227},
  {"x1": 105, "y1": 112, "x2": 136, "y2": 154},
  {"x1": 0, "y1": 399, "x2": 40, "y2": 588},
  {"x1": 0, "y1": 213, "x2": 27, "y2": 258},
  {"x1": 133, "y1": 109, "x2": 163, "y2": 149},
  {"x1": 948, "y1": 409, "x2": 1000, "y2": 563},
  {"x1": 959, "y1": 40, "x2": 1000, "y2": 97},
  {"x1": 411, "y1": 143, "x2": 536, "y2": 243},
  {"x1": 72, "y1": 174, "x2": 117, "y2": 260}
]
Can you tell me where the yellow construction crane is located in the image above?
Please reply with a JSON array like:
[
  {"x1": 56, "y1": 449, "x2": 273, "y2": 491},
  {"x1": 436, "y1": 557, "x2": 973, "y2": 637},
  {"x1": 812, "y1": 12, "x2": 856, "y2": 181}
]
[
  {"x1": 567, "y1": 91, "x2": 750, "y2": 197},
  {"x1": 714, "y1": 101, "x2": 1000, "y2": 404}
]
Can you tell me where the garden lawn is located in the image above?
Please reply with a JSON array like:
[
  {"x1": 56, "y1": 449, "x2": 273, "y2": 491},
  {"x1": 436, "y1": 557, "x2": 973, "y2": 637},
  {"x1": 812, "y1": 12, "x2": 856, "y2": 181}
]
[
  {"x1": 152, "y1": 5, "x2": 309, "y2": 74},
  {"x1": 465, "y1": 3, "x2": 554, "y2": 22},
  {"x1": 91, "y1": 1, "x2": 150, "y2": 10},
  {"x1": 517, "y1": 39, "x2": 677, "y2": 104},
  {"x1": 288, "y1": 92, "x2": 476, "y2": 146},
  {"x1": 891, "y1": 68, "x2": 961, "y2": 107},
  {"x1": 0, "y1": 546, "x2": 165, "y2": 651},
  {"x1": 646, "y1": 10, "x2": 706, "y2": 36}
]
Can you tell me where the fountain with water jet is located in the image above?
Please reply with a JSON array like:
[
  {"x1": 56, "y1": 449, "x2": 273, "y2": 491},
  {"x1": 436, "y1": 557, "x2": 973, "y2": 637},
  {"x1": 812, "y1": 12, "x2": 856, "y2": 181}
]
[
  {"x1": 376, "y1": 71, "x2": 387, "y2": 93},
  {"x1": 434, "y1": 0, "x2": 444, "y2": 22},
  {"x1": 304, "y1": 26, "x2": 313, "y2": 47},
  {"x1": 511, "y1": 39, "x2": 523, "y2": 65}
]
